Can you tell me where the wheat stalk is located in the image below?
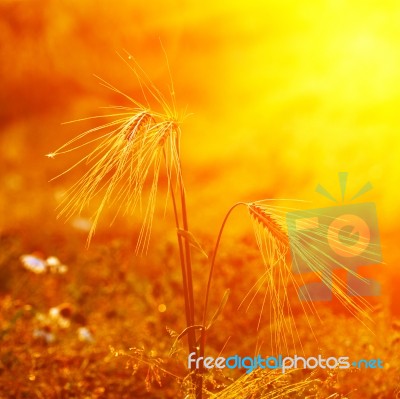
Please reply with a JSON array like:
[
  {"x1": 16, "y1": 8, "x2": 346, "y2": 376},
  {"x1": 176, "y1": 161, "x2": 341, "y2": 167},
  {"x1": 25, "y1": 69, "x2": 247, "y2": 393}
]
[
  {"x1": 246, "y1": 202, "x2": 305, "y2": 354},
  {"x1": 47, "y1": 64, "x2": 183, "y2": 254},
  {"x1": 47, "y1": 52, "x2": 202, "y2": 396},
  {"x1": 248, "y1": 203, "x2": 288, "y2": 266},
  {"x1": 246, "y1": 201, "x2": 373, "y2": 336},
  {"x1": 202, "y1": 199, "x2": 373, "y2": 359}
]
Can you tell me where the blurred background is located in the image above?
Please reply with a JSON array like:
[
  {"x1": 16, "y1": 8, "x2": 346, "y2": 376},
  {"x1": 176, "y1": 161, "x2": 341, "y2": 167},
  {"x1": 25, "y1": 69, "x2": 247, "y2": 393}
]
[{"x1": 1, "y1": 0, "x2": 399, "y2": 304}]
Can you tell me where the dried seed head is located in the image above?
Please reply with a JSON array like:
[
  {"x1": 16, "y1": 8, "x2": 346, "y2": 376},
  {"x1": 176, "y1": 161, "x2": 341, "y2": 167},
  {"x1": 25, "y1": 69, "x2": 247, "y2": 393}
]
[
  {"x1": 248, "y1": 203, "x2": 288, "y2": 244},
  {"x1": 47, "y1": 56, "x2": 185, "y2": 254},
  {"x1": 125, "y1": 112, "x2": 154, "y2": 141},
  {"x1": 157, "y1": 120, "x2": 178, "y2": 147}
]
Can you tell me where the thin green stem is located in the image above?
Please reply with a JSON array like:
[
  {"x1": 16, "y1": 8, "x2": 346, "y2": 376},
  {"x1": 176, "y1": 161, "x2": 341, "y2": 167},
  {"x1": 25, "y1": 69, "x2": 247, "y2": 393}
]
[
  {"x1": 163, "y1": 149, "x2": 196, "y2": 356},
  {"x1": 197, "y1": 202, "x2": 246, "y2": 390},
  {"x1": 180, "y1": 183, "x2": 195, "y2": 328},
  {"x1": 165, "y1": 142, "x2": 198, "y2": 396},
  {"x1": 171, "y1": 185, "x2": 194, "y2": 340},
  {"x1": 202, "y1": 202, "x2": 246, "y2": 328},
  {"x1": 175, "y1": 135, "x2": 195, "y2": 333},
  {"x1": 176, "y1": 159, "x2": 199, "y2": 398}
]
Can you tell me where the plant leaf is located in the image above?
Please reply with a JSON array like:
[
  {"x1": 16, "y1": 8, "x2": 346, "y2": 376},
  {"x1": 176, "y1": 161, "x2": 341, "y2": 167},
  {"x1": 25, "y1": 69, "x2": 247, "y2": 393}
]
[
  {"x1": 207, "y1": 289, "x2": 230, "y2": 329},
  {"x1": 168, "y1": 325, "x2": 203, "y2": 356},
  {"x1": 177, "y1": 228, "x2": 208, "y2": 259}
]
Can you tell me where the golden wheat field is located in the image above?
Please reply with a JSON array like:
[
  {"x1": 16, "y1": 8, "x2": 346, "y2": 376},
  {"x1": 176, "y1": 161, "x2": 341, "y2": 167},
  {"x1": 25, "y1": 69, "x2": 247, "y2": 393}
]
[{"x1": 1, "y1": 1, "x2": 400, "y2": 398}]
